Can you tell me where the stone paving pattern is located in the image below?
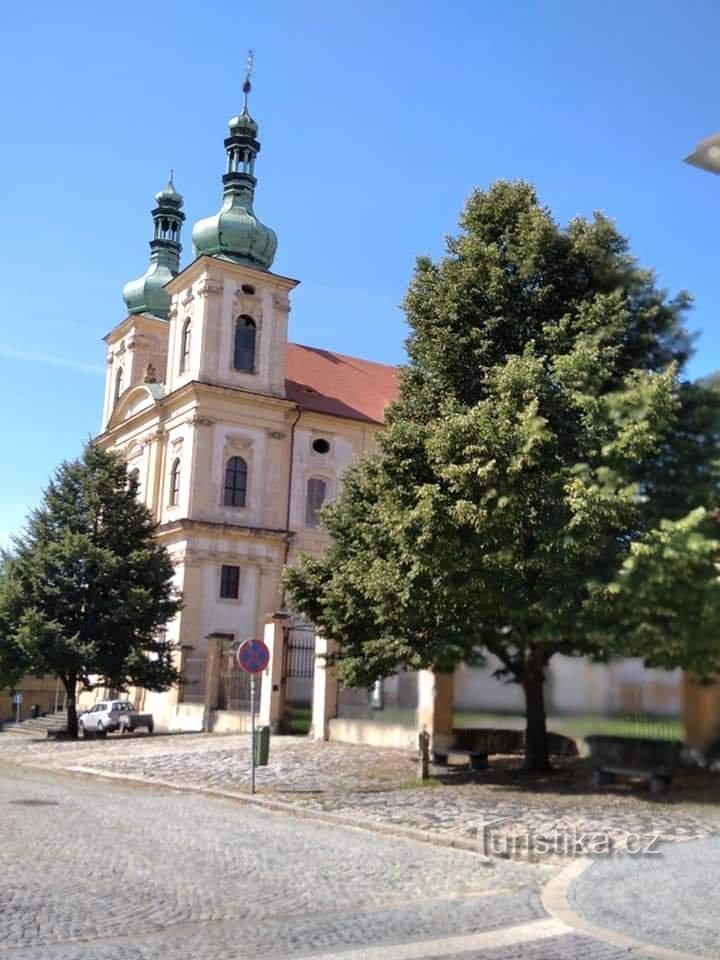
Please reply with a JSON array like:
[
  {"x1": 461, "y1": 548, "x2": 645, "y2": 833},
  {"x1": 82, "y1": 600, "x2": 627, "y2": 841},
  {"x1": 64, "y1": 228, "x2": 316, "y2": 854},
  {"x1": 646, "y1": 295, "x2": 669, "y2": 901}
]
[
  {"x1": 571, "y1": 838, "x2": 720, "y2": 959},
  {"x1": 1, "y1": 763, "x2": 560, "y2": 960},
  {"x1": 1, "y1": 730, "x2": 718, "y2": 859}
]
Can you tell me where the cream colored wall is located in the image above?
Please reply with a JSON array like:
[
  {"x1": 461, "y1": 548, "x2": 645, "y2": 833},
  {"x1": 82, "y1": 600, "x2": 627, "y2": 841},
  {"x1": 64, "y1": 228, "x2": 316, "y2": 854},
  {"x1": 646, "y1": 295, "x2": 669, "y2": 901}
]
[
  {"x1": 102, "y1": 315, "x2": 169, "y2": 431},
  {"x1": 97, "y1": 254, "x2": 384, "y2": 728},
  {"x1": 164, "y1": 258, "x2": 294, "y2": 399},
  {"x1": 289, "y1": 416, "x2": 381, "y2": 559}
]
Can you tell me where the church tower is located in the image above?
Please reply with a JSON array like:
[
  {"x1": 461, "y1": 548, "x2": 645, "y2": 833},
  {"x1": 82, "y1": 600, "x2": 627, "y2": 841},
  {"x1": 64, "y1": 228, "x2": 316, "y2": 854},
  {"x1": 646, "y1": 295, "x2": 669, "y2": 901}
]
[
  {"x1": 164, "y1": 57, "x2": 296, "y2": 399},
  {"x1": 102, "y1": 177, "x2": 185, "y2": 430},
  {"x1": 94, "y1": 54, "x2": 395, "y2": 733}
]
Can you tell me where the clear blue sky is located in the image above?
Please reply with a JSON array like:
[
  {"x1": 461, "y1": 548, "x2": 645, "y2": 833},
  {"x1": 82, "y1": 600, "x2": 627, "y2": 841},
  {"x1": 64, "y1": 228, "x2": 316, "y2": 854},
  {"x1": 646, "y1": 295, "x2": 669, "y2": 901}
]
[{"x1": 2, "y1": 0, "x2": 720, "y2": 544}]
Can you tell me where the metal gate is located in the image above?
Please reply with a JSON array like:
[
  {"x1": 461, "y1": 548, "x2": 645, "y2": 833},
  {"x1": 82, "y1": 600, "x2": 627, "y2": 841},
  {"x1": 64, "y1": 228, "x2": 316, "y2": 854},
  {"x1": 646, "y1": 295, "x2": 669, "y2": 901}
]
[
  {"x1": 282, "y1": 626, "x2": 315, "y2": 708},
  {"x1": 217, "y1": 639, "x2": 258, "y2": 713}
]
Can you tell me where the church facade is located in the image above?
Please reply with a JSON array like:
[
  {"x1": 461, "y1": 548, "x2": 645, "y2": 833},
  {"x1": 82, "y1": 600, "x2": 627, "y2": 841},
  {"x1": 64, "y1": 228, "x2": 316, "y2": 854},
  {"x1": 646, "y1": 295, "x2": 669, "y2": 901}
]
[
  {"x1": 94, "y1": 78, "x2": 694, "y2": 744},
  {"x1": 97, "y1": 81, "x2": 397, "y2": 730}
]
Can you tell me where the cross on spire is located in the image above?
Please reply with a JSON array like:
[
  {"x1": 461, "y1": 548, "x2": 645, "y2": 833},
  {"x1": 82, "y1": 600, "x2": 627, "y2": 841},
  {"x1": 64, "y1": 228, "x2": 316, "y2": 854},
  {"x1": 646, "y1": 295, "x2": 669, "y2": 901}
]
[{"x1": 242, "y1": 49, "x2": 254, "y2": 110}]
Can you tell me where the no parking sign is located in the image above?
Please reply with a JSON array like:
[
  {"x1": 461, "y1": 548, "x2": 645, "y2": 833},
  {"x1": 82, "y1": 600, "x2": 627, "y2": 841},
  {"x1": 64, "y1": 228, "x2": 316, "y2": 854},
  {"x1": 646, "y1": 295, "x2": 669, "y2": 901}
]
[
  {"x1": 236, "y1": 638, "x2": 270, "y2": 795},
  {"x1": 236, "y1": 638, "x2": 270, "y2": 674}
]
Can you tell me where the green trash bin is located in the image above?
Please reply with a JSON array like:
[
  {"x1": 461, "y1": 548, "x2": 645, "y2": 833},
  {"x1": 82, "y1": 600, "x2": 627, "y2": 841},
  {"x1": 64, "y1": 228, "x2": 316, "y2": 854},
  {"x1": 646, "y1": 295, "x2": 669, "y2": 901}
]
[{"x1": 254, "y1": 725, "x2": 270, "y2": 767}]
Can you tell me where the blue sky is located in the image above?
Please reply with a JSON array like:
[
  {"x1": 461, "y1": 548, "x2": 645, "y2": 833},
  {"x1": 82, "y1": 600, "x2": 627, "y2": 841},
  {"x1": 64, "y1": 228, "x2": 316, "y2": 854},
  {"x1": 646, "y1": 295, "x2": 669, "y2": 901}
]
[{"x1": 2, "y1": 0, "x2": 720, "y2": 543}]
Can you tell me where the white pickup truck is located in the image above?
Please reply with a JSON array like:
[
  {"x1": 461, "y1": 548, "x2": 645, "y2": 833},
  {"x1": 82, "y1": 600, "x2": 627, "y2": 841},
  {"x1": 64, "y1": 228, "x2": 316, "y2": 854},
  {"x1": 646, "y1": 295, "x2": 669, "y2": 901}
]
[{"x1": 78, "y1": 700, "x2": 154, "y2": 737}]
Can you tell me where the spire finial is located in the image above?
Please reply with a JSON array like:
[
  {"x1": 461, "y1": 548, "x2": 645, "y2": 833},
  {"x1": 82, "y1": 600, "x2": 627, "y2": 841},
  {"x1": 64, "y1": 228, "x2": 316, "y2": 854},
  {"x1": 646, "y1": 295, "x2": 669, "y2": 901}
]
[
  {"x1": 242, "y1": 49, "x2": 254, "y2": 111},
  {"x1": 168, "y1": 168, "x2": 174, "y2": 187}
]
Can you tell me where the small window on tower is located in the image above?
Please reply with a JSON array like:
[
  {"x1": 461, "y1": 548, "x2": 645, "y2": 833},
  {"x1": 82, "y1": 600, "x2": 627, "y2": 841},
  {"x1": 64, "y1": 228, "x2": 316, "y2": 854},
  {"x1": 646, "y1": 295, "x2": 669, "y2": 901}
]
[
  {"x1": 180, "y1": 318, "x2": 191, "y2": 374},
  {"x1": 114, "y1": 367, "x2": 124, "y2": 405},
  {"x1": 169, "y1": 458, "x2": 181, "y2": 507},
  {"x1": 220, "y1": 565, "x2": 240, "y2": 600},
  {"x1": 234, "y1": 315, "x2": 256, "y2": 373},
  {"x1": 312, "y1": 438, "x2": 331, "y2": 455},
  {"x1": 241, "y1": 284, "x2": 256, "y2": 296}
]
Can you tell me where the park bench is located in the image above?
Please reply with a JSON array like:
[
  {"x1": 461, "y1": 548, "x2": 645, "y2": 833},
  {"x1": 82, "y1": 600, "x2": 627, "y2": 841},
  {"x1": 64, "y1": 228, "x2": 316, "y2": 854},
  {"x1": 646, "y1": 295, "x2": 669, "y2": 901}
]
[
  {"x1": 432, "y1": 747, "x2": 488, "y2": 771},
  {"x1": 591, "y1": 765, "x2": 673, "y2": 794},
  {"x1": 586, "y1": 735, "x2": 683, "y2": 795}
]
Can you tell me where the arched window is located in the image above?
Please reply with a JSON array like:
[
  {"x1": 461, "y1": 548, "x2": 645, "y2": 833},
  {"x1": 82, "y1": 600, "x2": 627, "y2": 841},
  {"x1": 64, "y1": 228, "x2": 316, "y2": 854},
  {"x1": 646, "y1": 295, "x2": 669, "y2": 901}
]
[
  {"x1": 224, "y1": 456, "x2": 247, "y2": 507},
  {"x1": 169, "y1": 458, "x2": 181, "y2": 507},
  {"x1": 305, "y1": 477, "x2": 327, "y2": 528},
  {"x1": 234, "y1": 315, "x2": 256, "y2": 373},
  {"x1": 180, "y1": 318, "x2": 191, "y2": 373},
  {"x1": 114, "y1": 367, "x2": 124, "y2": 404}
]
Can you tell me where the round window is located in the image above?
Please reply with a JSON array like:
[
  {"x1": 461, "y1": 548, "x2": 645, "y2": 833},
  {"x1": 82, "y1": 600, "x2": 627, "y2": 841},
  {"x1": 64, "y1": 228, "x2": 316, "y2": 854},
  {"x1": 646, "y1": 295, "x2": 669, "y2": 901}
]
[
  {"x1": 312, "y1": 438, "x2": 331, "y2": 454},
  {"x1": 241, "y1": 283, "x2": 256, "y2": 296}
]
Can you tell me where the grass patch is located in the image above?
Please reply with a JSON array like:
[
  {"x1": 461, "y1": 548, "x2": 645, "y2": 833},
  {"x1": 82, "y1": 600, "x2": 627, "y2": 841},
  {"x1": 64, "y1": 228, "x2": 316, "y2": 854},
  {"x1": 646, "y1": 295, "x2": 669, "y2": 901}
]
[
  {"x1": 283, "y1": 706, "x2": 311, "y2": 735},
  {"x1": 454, "y1": 710, "x2": 683, "y2": 741}
]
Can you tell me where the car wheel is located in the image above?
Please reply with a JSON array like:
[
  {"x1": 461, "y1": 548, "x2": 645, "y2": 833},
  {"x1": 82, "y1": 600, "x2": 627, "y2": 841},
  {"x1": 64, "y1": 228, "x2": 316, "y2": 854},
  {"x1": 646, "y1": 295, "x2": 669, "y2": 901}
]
[{"x1": 96, "y1": 721, "x2": 107, "y2": 738}]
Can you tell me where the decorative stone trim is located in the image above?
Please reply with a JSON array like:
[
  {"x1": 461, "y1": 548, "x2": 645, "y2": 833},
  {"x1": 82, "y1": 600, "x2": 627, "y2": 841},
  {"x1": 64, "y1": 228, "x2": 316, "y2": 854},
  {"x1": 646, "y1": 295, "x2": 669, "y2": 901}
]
[
  {"x1": 184, "y1": 415, "x2": 215, "y2": 427},
  {"x1": 273, "y1": 293, "x2": 291, "y2": 314},
  {"x1": 196, "y1": 280, "x2": 223, "y2": 298},
  {"x1": 142, "y1": 428, "x2": 165, "y2": 446},
  {"x1": 266, "y1": 429, "x2": 286, "y2": 440},
  {"x1": 224, "y1": 433, "x2": 253, "y2": 452}
]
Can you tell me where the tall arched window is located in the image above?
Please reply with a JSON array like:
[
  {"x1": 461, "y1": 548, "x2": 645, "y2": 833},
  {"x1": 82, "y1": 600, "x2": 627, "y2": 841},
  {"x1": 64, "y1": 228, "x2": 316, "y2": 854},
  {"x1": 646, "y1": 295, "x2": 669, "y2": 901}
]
[
  {"x1": 305, "y1": 477, "x2": 327, "y2": 528},
  {"x1": 169, "y1": 458, "x2": 181, "y2": 506},
  {"x1": 234, "y1": 315, "x2": 256, "y2": 373},
  {"x1": 180, "y1": 318, "x2": 191, "y2": 373},
  {"x1": 114, "y1": 367, "x2": 124, "y2": 404},
  {"x1": 224, "y1": 456, "x2": 247, "y2": 507}
]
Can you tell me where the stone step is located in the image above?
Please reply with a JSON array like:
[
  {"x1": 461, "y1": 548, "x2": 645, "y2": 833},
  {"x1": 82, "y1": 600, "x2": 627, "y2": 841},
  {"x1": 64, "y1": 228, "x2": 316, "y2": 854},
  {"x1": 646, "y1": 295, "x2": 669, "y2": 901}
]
[{"x1": 3, "y1": 712, "x2": 67, "y2": 735}]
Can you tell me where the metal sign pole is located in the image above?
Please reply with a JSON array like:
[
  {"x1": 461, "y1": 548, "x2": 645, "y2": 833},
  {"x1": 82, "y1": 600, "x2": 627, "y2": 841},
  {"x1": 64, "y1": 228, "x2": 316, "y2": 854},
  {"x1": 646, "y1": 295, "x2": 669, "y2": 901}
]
[
  {"x1": 250, "y1": 673, "x2": 256, "y2": 795},
  {"x1": 15, "y1": 698, "x2": 20, "y2": 725}
]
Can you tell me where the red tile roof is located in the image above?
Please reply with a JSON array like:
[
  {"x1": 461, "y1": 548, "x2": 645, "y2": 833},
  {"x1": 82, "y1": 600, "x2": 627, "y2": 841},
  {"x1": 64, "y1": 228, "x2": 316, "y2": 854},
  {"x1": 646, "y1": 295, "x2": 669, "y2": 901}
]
[{"x1": 285, "y1": 343, "x2": 399, "y2": 424}]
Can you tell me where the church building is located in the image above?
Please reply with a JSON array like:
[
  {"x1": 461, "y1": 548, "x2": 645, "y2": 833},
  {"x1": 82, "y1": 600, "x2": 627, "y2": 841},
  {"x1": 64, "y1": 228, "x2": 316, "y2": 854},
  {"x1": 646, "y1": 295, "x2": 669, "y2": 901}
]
[
  {"x1": 98, "y1": 74, "x2": 397, "y2": 731},
  {"x1": 96, "y1": 71, "x2": 692, "y2": 745}
]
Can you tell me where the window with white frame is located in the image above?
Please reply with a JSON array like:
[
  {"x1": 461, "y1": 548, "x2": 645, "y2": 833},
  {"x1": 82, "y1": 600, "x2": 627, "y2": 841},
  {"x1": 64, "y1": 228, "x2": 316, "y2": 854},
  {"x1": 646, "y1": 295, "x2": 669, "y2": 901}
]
[
  {"x1": 305, "y1": 477, "x2": 327, "y2": 528},
  {"x1": 169, "y1": 457, "x2": 181, "y2": 506},
  {"x1": 179, "y1": 318, "x2": 191, "y2": 373}
]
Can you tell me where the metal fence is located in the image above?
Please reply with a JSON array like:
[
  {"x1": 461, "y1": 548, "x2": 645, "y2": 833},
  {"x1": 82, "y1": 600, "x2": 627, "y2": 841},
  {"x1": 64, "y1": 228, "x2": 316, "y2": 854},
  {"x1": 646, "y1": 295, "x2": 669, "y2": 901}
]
[
  {"x1": 217, "y1": 644, "x2": 258, "y2": 713},
  {"x1": 179, "y1": 653, "x2": 207, "y2": 705}
]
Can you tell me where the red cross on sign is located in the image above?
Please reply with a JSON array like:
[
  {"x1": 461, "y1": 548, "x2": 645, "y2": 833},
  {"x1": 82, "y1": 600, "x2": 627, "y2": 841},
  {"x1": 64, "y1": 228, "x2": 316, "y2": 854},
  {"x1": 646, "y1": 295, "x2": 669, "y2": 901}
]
[{"x1": 236, "y1": 638, "x2": 270, "y2": 674}]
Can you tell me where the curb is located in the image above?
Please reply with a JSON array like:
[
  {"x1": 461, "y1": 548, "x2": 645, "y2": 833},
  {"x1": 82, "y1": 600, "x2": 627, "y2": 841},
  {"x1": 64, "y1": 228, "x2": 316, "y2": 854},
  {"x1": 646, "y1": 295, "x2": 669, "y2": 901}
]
[
  {"x1": 22, "y1": 761, "x2": 490, "y2": 860},
  {"x1": 541, "y1": 857, "x2": 710, "y2": 960}
]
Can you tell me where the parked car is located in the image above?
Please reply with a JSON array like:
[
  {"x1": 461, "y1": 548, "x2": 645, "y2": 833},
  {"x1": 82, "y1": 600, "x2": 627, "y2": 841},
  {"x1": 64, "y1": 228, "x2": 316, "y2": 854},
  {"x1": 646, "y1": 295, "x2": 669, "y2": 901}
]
[{"x1": 78, "y1": 701, "x2": 154, "y2": 737}]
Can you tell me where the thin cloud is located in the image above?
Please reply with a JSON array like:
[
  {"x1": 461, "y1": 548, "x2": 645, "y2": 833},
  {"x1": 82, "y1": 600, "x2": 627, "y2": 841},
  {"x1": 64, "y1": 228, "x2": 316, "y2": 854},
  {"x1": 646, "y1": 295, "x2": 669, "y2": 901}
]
[{"x1": 0, "y1": 347, "x2": 105, "y2": 376}]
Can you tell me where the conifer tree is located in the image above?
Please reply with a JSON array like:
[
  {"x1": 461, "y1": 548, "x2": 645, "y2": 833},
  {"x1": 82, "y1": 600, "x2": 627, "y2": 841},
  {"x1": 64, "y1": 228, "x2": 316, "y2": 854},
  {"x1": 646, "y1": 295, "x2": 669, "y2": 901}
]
[{"x1": 0, "y1": 443, "x2": 182, "y2": 737}]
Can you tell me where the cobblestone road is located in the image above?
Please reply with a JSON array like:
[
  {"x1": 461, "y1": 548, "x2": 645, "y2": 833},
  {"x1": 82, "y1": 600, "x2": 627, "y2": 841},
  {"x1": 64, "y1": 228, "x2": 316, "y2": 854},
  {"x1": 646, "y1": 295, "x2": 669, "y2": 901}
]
[
  {"x1": 0, "y1": 763, "x2": 634, "y2": 960},
  {"x1": 1, "y1": 731, "x2": 717, "y2": 860}
]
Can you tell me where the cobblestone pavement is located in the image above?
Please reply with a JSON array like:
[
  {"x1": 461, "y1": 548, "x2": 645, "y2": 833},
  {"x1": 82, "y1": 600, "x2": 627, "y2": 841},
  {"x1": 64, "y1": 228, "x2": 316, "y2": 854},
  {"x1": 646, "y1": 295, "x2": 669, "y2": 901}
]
[
  {"x1": 570, "y1": 836, "x2": 720, "y2": 958},
  {"x1": 0, "y1": 762, "x2": 638, "y2": 960},
  {"x1": 1, "y1": 730, "x2": 718, "y2": 860}
]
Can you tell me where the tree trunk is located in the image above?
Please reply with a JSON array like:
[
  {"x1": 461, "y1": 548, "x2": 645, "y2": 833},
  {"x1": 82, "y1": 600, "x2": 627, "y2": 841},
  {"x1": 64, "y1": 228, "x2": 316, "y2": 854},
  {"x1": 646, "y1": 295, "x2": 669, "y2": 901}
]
[
  {"x1": 63, "y1": 676, "x2": 78, "y2": 739},
  {"x1": 522, "y1": 656, "x2": 552, "y2": 772}
]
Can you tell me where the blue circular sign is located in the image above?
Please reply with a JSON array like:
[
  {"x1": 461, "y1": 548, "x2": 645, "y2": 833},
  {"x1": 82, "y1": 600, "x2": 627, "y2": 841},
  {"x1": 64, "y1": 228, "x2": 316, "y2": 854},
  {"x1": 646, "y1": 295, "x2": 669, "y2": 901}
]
[{"x1": 236, "y1": 638, "x2": 270, "y2": 675}]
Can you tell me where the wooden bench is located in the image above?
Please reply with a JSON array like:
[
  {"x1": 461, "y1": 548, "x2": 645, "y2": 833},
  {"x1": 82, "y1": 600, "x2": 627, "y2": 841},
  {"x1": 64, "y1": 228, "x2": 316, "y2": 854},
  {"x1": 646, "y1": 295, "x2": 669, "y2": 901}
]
[
  {"x1": 592, "y1": 765, "x2": 673, "y2": 795},
  {"x1": 432, "y1": 748, "x2": 488, "y2": 772}
]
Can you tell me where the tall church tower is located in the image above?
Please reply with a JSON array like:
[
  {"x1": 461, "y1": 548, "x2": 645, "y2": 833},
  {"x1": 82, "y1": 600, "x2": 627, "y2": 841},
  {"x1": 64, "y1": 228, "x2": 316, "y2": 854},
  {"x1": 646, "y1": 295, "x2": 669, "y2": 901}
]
[
  {"x1": 99, "y1": 56, "x2": 302, "y2": 730},
  {"x1": 92, "y1": 53, "x2": 397, "y2": 734}
]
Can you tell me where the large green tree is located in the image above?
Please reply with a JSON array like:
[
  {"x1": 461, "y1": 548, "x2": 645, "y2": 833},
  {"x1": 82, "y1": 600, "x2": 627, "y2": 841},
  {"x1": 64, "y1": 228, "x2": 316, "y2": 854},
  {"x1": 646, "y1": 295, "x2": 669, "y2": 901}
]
[
  {"x1": 285, "y1": 180, "x2": 720, "y2": 771},
  {"x1": 0, "y1": 444, "x2": 182, "y2": 736}
]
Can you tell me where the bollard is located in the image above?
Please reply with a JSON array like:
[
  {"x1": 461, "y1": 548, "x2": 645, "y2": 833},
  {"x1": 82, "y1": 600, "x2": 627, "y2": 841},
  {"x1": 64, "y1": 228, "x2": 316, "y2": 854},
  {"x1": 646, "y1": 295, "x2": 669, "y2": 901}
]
[
  {"x1": 417, "y1": 729, "x2": 430, "y2": 781},
  {"x1": 255, "y1": 725, "x2": 270, "y2": 767}
]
